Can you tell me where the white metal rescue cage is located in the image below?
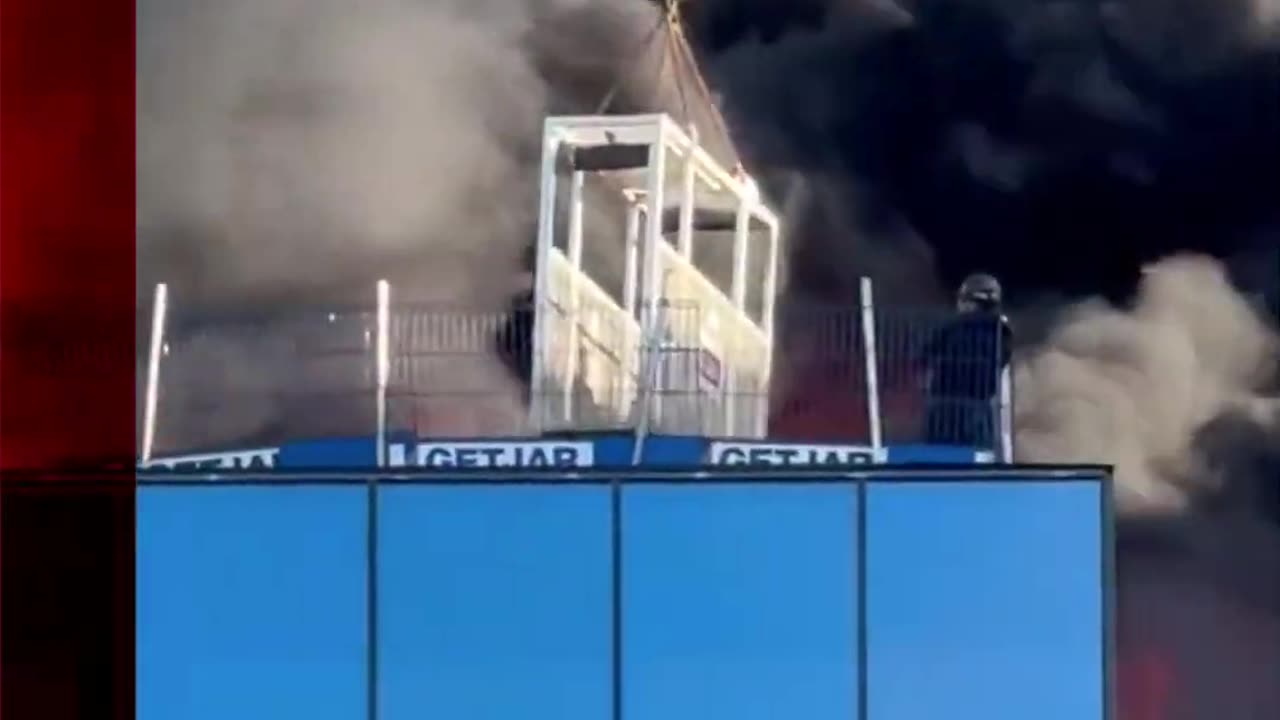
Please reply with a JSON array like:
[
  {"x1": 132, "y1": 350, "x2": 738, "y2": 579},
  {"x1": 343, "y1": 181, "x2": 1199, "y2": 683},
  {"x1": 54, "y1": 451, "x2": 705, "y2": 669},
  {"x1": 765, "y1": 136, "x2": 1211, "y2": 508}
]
[{"x1": 529, "y1": 114, "x2": 782, "y2": 438}]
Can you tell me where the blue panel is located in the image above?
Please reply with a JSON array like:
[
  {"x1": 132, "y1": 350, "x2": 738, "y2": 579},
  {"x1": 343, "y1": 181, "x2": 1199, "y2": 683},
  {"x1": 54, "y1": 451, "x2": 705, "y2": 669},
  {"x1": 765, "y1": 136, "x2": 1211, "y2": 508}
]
[
  {"x1": 591, "y1": 434, "x2": 637, "y2": 465},
  {"x1": 137, "y1": 486, "x2": 368, "y2": 720},
  {"x1": 278, "y1": 436, "x2": 380, "y2": 467},
  {"x1": 865, "y1": 480, "x2": 1105, "y2": 720},
  {"x1": 377, "y1": 486, "x2": 611, "y2": 720},
  {"x1": 885, "y1": 444, "x2": 993, "y2": 464},
  {"x1": 634, "y1": 435, "x2": 709, "y2": 465},
  {"x1": 623, "y1": 484, "x2": 857, "y2": 720}
]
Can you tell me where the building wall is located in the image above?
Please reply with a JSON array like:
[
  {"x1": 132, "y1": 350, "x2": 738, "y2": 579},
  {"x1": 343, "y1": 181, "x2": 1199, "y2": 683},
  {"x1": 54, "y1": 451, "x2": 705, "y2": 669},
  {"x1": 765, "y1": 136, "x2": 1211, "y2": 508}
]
[{"x1": 137, "y1": 469, "x2": 1110, "y2": 720}]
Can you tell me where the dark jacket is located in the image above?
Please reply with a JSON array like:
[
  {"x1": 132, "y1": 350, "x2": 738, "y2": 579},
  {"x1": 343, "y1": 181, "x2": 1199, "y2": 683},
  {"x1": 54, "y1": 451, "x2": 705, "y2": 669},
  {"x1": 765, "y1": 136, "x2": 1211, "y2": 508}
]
[{"x1": 918, "y1": 311, "x2": 1012, "y2": 401}]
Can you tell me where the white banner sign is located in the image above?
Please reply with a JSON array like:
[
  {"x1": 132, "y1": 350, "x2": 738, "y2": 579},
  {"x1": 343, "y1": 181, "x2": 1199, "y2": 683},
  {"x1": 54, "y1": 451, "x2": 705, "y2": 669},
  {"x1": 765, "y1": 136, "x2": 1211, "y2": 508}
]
[
  {"x1": 140, "y1": 448, "x2": 278, "y2": 470},
  {"x1": 708, "y1": 442, "x2": 887, "y2": 466},
  {"x1": 388, "y1": 441, "x2": 594, "y2": 468}
]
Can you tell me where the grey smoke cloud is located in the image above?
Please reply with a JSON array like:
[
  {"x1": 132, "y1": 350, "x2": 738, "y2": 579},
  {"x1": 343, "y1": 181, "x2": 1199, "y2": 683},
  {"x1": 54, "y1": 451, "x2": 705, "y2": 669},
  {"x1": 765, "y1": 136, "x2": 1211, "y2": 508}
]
[
  {"x1": 1013, "y1": 255, "x2": 1280, "y2": 514},
  {"x1": 137, "y1": 0, "x2": 669, "y2": 448},
  {"x1": 137, "y1": 0, "x2": 551, "y2": 310}
]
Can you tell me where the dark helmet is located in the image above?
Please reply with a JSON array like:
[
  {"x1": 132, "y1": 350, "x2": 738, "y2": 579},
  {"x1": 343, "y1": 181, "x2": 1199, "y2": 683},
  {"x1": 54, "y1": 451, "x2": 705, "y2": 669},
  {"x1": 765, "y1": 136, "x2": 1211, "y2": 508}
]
[{"x1": 957, "y1": 272, "x2": 1002, "y2": 311}]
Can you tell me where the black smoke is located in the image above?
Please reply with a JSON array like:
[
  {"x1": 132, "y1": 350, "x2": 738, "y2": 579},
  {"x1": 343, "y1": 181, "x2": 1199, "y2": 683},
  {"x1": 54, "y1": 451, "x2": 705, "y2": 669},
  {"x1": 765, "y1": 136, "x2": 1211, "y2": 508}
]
[{"x1": 682, "y1": 0, "x2": 1280, "y2": 302}]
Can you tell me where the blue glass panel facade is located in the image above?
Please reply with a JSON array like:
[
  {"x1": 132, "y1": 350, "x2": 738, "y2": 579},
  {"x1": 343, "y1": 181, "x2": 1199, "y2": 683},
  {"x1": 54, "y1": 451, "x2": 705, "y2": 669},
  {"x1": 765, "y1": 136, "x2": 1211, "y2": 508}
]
[
  {"x1": 377, "y1": 486, "x2": 612, "y2": 720},
  {"x1": 865, "y1": 482, "x2": 1105, "y2": 720},
  {"x1": 623, "y1": 486, "x2": 857, "y2": 720},
  {"x1": 137, "y1": 472, "x2": 1109, "y2": 720},
  {"x1": 136, "y1": 486, "x2": 368, "y2": 720}
]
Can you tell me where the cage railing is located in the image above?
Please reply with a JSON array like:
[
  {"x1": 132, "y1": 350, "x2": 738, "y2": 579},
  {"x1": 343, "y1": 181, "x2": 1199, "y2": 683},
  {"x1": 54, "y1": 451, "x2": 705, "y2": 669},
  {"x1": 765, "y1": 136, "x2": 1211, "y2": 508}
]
[{"x1": 141, "y1": 281, "x2": 1014, "y2": 462}]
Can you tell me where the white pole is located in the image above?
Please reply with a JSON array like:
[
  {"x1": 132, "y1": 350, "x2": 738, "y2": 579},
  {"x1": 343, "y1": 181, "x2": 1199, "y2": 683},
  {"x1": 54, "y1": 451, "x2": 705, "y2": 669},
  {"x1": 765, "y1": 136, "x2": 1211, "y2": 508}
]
[
  {"x1": 623, "y1": 200, "x2": 642, "y2": 317},
  {"x1": 762, "y1": 219, "x2": 780, "y2": 341},
  {"x1": 859, "y1": 277, "x2": 884, "y2": 452},
  {"x1": 758, "y1": 218, "x2": 781, "y2": 438},
  {"x1": 725, "y1": 195, "x2": 752, "y2": 437},
  {"x1": 677, "y1": 130, "x2": 697, "y2": 259},
  {"x1": 564, "y1": 170, "x2": 585, "y2": 423},
  {"x1": 140, "y1": 282, "x2": 169, "y2": 464},
  {"x1": 999, "y1": 365, "x2": 1014, "y2": 463},
  {"x1": 375, "y1": 280, "x2": 391, "y2": 468},
  {"x1": 640, "y1": 127, "x2": 668, "y2": 431},
  {"x1": 622, "y1": 199, "x2": 645, "y2": 415},
  {"x1": 528, "y1": 125, "x2": 561, "y2": 431},
  {"x1": 642, "y1": 128, "x2": 667, "y2": 310},
  {"x1": 730, "y1": 202, "x2": 750, "y2": 310}
]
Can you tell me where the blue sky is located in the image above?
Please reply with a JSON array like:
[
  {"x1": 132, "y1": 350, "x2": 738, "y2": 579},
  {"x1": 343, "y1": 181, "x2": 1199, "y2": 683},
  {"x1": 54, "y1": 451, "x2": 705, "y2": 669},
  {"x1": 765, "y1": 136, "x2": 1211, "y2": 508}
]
[{"x1": 138, "y1": 478, "x2": 1104, "y2": 720}]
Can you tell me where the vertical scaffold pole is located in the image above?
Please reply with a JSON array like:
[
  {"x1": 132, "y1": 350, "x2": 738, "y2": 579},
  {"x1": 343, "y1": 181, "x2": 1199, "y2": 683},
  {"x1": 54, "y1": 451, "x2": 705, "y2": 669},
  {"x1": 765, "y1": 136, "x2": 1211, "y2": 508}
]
[
  {"x1": 762, "y1": 219, "x2": 780, "y2": 343},
  {"x1": 642, "y1": 124, "x2": 668, "y2": 315},
  {"x1": 758, "y1": 217, "x2": 781, "y2": 438},
  {"x1": 730, "y1": 201, "x2": 750, "y2": 310},
  {"x1": 375, "y1": 279, "x2": 391, "y2": 468},
  {"x1": 640, "y1": 123, "x2": 668, "y2": 428},
  {"x1": 529, "y1": 122, "x2": 561, "y2": 432},
  {"x1": 677, "y1": 127, "x2": 697, "y2": 259},
  {"x1": 623, "y1": 199, "x2": 643, "y2": 318},
  {"x1": 999, "y1": 366, "x2": 1014, "y2": 463},
  {"x1": 859, "y1": 277, "x2": 884, "y2": 453},
  {"x1": 622, "y1": 198, "x2": 645, "y2": 417},
  {"x1": 564, "y1": 170, "x2": 586, "y2": 424},
  {"x1": 140, "y1": 282, "x2": 169, "y2": 465}
]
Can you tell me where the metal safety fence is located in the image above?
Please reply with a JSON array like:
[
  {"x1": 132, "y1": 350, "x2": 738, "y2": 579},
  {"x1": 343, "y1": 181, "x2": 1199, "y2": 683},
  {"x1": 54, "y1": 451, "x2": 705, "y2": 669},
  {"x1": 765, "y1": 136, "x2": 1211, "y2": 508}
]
[
  {"x1": 770, "y1": 300, "x2": 1012, "y2": 454},
  {"x1": 140, "y1": 282, "x2": 1013, "y2": 461},
  {"x1": 143, "y1": 298, "x2": 382, "y2": 458},
  {"x1": 136, "y1": 467, "x2": 1114, "y2": 720}
]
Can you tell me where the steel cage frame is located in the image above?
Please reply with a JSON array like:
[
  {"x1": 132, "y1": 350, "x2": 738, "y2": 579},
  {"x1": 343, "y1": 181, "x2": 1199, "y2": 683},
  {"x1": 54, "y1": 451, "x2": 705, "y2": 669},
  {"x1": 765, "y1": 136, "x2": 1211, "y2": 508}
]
[{"x1": 529, "y1": 114, "x2": 782, "y2": 437}]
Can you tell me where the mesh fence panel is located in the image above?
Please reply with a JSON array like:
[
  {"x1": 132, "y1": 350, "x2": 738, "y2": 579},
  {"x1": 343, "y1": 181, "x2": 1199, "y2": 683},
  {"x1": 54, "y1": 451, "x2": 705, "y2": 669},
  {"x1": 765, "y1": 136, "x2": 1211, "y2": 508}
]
[
  {"x1": 387, "y1": 307, "x2": 535, "y2": 438},
  {"x1": 146, "y1": 298, "x2": 1010, "y2": 455},
  {"x1": 152, "y1": 310, "x2": 378, "y2": 455}
]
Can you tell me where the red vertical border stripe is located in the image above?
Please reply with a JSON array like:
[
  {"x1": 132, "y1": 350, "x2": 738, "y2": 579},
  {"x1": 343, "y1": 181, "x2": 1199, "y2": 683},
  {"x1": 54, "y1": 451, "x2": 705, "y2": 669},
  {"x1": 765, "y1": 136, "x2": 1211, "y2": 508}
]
[
  {"x1": 0, "y1": 0, "x2": 136, "y2": 466},
  {"x1": 1, "y1": 0, "x2": 136, "y2": 718}
]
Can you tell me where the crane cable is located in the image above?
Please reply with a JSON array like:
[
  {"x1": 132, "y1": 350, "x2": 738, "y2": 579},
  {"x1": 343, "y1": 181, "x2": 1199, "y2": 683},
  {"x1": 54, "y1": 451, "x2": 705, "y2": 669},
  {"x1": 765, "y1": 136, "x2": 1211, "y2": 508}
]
[
  {"x1": 662, "y1": 2, "x2": 691, "y2": 135},
  {"x1": 661, "y1": 0, "x2": 744, "y2": 173},
  {"x1": 592, "y1": 0, "x2": 741, "y2": 175},
  {"x1": 593, "y1": 10, "x2": 668, "y2": 115}
]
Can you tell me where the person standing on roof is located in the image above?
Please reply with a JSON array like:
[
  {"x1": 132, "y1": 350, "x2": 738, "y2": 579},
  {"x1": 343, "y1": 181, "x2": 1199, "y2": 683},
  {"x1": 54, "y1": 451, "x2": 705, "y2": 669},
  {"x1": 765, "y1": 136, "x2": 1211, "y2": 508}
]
[{"x1": 916, "y1": 273, "x2": 1013, "y2": 448}]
